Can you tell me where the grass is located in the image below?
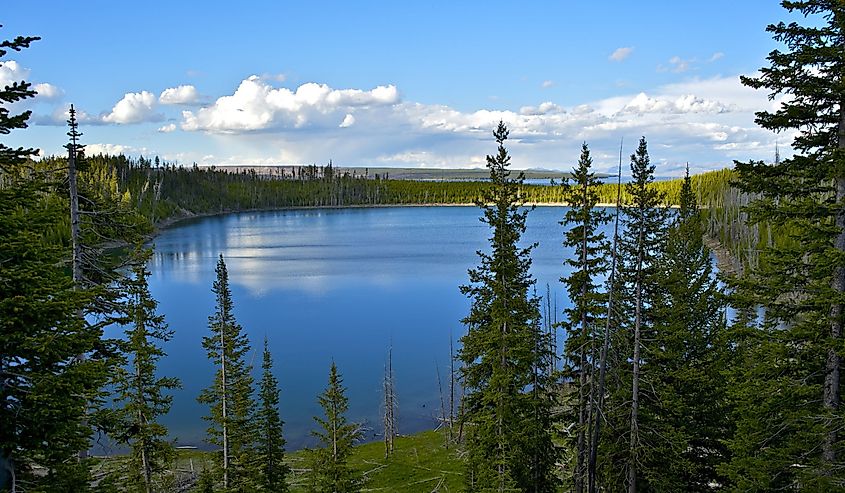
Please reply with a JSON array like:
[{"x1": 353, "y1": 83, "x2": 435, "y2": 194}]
[
  {"x1": 94, "y1": 428, "x2": 465, "y2": 491},
  {"x1": 287, "y1": 429, "x2": 465, "y2": 492}
]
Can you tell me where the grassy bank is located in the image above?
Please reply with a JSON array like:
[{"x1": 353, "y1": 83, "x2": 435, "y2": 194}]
[{"x1": 94, "y1": 428, "x2": 464, "y2": 492}]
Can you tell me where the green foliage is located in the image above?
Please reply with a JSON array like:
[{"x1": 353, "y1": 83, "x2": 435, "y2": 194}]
[
  {"x1": 307, "y1": 363, "x2": 362, "y2": 493},
  {"x1": 198, "y1": 255, "x2": 256, "y2": 491},
  {"x1": 598, "y1": 137, "x2": 670, "y2": 491},
  {"x1": 255, "y1": 337, "x2": 289, "y2": 492},
  {"x1": 722, "y1": 2, "x2": 845, "y2": 489},
  {"x1": 642, "y1": 170, "x2": 729, "y2": 491},
  {"x1": 458, "y1": 122, "x2": 558, "y2": 492},
  {"x1": 0, "y1": 30, "x2": 115, "y2": 491},
  {"x1": 110, "y1": 249, "x2": 180, "y2": 492},
  {"x1": 559, "y1": 143, "x2": 611, "y2": 491}
]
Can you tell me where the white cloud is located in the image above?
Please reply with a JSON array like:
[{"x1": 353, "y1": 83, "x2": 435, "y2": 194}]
[
  {"x1": 609, "y1": 47, "x2": 633, "y2": 62},
  {"x1": 102, "y1": 91, "x2": 161, "y2": 124},
  {"x1": 181, "y1": 76, "x2": 399, "y2": 133},
  {"x1": 34, "y1": 83, "x2": 63, "y2": 100},
  {"x1": 709, "y1": 52, "x2": 725, "y2": 62},
  {"x1": 662, "y1": 56, "x2": 692, "y2": 73},
  {"x1": 339, "y1": 113, "x2": 355, "y2": 128},
  {"x1": 541, "y1": 80, "x2": 554, "y2": 88},
  {"x1": 78, "y1": 72, "x2": 782, "y2": 177},
  {"x1": 0, "y1": 61, "x2": 63, "y2": 102},
  {"x1": 0, "y1": 60, "x2": 29, "y2": 87},
  {"x1": 85, "y1": 143, "x2": 150, "y2": 156},
  {"x1": 159, "y1": 85, "x2": 200, "y2": 105},
  {"x1": 620, "y1": 92, "x2": 730, "y2": 114}
]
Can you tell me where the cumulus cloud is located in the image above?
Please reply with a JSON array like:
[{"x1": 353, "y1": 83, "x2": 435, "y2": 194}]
[
  {"x1": 1, "y1": 61, "x2": 63, "y2": 102},
  {"x1": 34, "y1": 83, "x2": 63, "y2": 100},
  {"x1": 339, "y1": 113, "x2": 355, "y2": 128},
  {"x1": 102, "y1": 91, "x2": 161, "y2": 124},
  {"x1": 85, "y1": 143, "x2": 150, "y2": 156},
  {"x1": 126, "y1": 72, "x2": 784, "y2": 176},
  {"x1": 158, "y1": 123, "x2": 177, "y2": 133},
  {"x1": 0, "y1": 60, "x2": 29, "y2": 87},
  {"x1": 181, "y1": 76, "x2": 399, "y2": 133},
  {"x1": 159, "y1": 85, "x2": 200, "y2": 105},
  {"x1": 541, "y1": 80, "x2": 554, "y2": 89},
  {"x1": 609, "y1": 47, "x2": 633, "y2": 62},
  {"x1": 620, "y1": 92, "x2": 730, "y2": 114}
]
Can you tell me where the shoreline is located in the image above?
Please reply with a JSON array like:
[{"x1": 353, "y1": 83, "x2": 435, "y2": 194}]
[{"x1": 151, "y1": 202, "x2": 643, "y2": 236}]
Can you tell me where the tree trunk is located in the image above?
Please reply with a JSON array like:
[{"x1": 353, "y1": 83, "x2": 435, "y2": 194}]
[
  {"x1": 589, "y1": 141, "x2": 623, "y2": 493},
  {"x1": 68, "y1": 125, "x2": 88, "y2": 460},
  {"x1": 824, "y1": 102, "x2": 845, "y2": 464},
  {"x1": 575, "y1": 178, "x2": 590, "y2": 493},
  {"x1": 220, "y1": 323, "x2": 229, "y2": 489},
  {"x1": 628, "y1": 231, "x2": 645, "y2": 493}
]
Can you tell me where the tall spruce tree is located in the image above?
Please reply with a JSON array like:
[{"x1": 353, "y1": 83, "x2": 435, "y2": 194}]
[
  {"x1": 560, "y1": 143, "x2": 611, "y2": 493},
  {"x1": 254, "y1": 337, "x2": 289, "y2": 492},
  {"x1": 723, "y1": 1, "x2": 845, "y2": 488},
  {"x1": 0, "y1": 31, "x2": 113, "y2": 491},
  {"x1": 646, "y1": 168, "x2": 727, "y2": 491},
  {"x1": 198, "y1": 255, "x2": 256, "y2": 491},
  {"x1": 601, "y1": 137, "x2": 669, "y2": 492},
  {"x1": 458, "y1": 122, "x2": 558, "y2": 492},
  {"x1": 307, "y1": 362, "x2": 362, "y2": 493},
  {"x1": 112, "y1": 249, "x2": 181, "y2": 493}
]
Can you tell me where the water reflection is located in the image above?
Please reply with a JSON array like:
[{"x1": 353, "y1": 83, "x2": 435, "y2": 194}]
[{"x1": 148, "y1": 206, "x2": 578, "y2": 450}]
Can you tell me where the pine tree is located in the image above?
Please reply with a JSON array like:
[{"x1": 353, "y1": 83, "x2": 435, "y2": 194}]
[
  {"x1": 723, "y1": 1, "x2": 845, "y2": 488},
  {"x1": 0, "y1": 31, "x2": 114, "y2": 491},
  {"x1": 645, "y1": 168, "x2": 728, "y2": 491},
  {"x1": 559, "y1": 143, "x2": 611, "y2": 492},
  {"x1": 458, "y1": 122, "x2": 558, "y2": 492},
  {"x1": 307, "y1": 362, "x2": 362, "y2": 493},
  {"x1": 602, "y1": 137, "x2": 669, "y2": 491},
  {"x1": 112, "y1": 249, "x2": 181, "y2": 493},
  {"x1": 255, "y1": 337, "x2": 289, "y2": 492},
  {"x1": 198, "y1": 255, "x2": 256, "y2": 491}
]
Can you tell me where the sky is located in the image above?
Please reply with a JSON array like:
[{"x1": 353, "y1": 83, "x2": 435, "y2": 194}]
[{"x1": 2, "y1": 1, "x2": 811, "y2": 176}]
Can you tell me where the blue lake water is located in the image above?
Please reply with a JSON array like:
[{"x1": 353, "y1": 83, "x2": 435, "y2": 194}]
[{"x1": 136, "y1": 205, "x2": 589, "y2": 451}]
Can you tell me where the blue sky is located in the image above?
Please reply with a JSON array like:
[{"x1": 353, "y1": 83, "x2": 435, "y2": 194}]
[{"x1": 3, "y1": 1, "x2": 807, "y2": 175}]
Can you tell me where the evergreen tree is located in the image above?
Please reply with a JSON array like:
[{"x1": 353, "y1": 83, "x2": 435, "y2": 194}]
[
  {"x1": 724, "y1": 1, "x2": 845, "y2": 488},
  {"x1": 307, "y1": 362, "x2": 362, "y2": 493},
  {"x1": 112, "y1": 249, "x2": 180, "y2": 493},
  {"x1": 198, "y1": 255, "x2": 256, "y2": 491},
  {"x1": 0, "y1": 31, "x2": 113, "y2": 491},
  {"x1": 645, "y1": 168, "x2": 728, "y2": 491},
  {"x1": 601, "y1": 137, "x2": 669, "y2": 491},
  {"x1": 559, "y1": 143, "x2": 610, "y2": 492},
  {"x1": 458, "y1": 122, "x2": 558, "y2": 492},
  {"x1": 255, "y1": 337, "x2": 289, "y2": 492}
]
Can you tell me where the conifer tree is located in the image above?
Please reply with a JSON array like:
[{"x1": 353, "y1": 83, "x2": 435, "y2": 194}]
[
  {"x1": 0, "y1": 31, "x2": 113, "y2": 491},
  {"x1": 560, "y1": 143, "x2": 610, "y2": 493},
  {"x1": 112, "y1": 249, "x2": 181, "y2": 493},
  {"x1": 646, "y1": 168, "x2": 727, "y2": 491},
  {"x1": 198, "y1": 255, "x2": 256, "y2": 491},
  {"x1": 307, "y1": 362, "x2": 362, "y2": 493},
  {"x1": 603, "y1": 137, "x2": 669, "y2": 492},
  {"x1": 255, "y1": 337, "x2": 289, "y2": 492},
  {"x1": 458, "y1": 122, "x2": 558, "y2": 492},
  {"x1": 724, "y1": 1, "x2": 845, "y2": 488}
]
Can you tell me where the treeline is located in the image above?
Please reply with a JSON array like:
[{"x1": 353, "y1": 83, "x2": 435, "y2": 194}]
[{"x1": 31, "y1": 152, "x2": 735, "y2": 223}]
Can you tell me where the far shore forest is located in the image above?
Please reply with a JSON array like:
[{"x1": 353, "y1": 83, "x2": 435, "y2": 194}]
[{"x1": 4, "y1": 2, "x2": 845, "y2": 492}]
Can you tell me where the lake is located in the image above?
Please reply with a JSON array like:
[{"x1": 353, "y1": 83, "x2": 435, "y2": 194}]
[{"x1": 133, "y1": 205, "x2": 590, "y2": 451}]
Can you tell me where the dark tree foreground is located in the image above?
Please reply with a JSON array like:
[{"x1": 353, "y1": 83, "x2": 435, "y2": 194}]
[
  {"x1": 725, "y1": 1, "x2": 845, "y2": 489},
  {"x1": 458, "y1": 122, "x2": 558, "y2": 492}
]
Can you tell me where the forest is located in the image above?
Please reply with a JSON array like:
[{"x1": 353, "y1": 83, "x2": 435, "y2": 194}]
[{"x1": 2, "y1": 1, "x2": 845, "y2": 492}]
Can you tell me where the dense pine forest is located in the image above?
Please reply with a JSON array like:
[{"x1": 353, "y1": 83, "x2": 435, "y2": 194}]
[{"x1": 3, "y1": 1, "x2": 845, "y2": 491}]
